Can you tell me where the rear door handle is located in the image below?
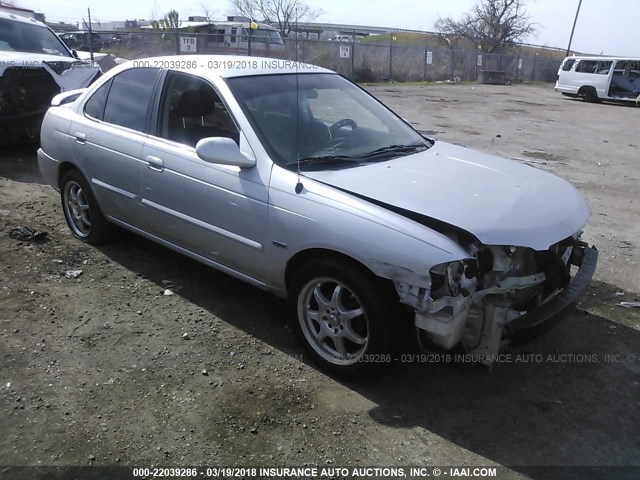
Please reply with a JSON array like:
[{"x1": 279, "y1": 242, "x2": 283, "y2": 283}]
[
  {"x1": 145, "y1": 155, "x2": 164, "y2": 172},
  {"x1": 74, "y1": 132, "x2": 86, "y2": 144}
]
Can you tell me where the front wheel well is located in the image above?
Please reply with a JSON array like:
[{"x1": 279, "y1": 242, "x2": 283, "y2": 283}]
[
  {"x1": 578, "y1": 85, "x2": 599, "y2": 101},
  {"x1": 285, "y1": 248, "x2": 394, "y2": 295},
  {"x1": 577, "y1": 85, "x2": 595, "y2": 94}
]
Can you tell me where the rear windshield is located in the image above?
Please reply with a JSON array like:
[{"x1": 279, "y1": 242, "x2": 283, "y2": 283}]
[{"x1": 0, "y1": 18, "x2": 71, "y2": 57}]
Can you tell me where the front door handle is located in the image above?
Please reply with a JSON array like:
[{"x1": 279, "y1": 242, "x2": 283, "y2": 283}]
[
  {"x1": 145, "y1": 155, "x2": 164, "y2": 172},
  {"x1": 74, "y1": 132, "x2": 86, "y2": 144}
]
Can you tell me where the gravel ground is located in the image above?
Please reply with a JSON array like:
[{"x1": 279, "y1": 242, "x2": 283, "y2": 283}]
[{"x1": 0, "y1": 83, "x2": 639, "y2": 478}]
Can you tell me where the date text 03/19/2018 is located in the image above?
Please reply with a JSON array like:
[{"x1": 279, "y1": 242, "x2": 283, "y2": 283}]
[{"x1": 131, "y1": 59, "x2": 322, "y2": 70}]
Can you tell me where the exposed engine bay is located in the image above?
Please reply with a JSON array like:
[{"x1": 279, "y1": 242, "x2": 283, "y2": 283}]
[{"x1": 394, "y1": 235, "x2": 594, "y2": 364}]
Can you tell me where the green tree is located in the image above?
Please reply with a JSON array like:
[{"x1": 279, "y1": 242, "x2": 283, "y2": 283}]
[{"x1": 152, "y1": 10, "x2": 181, "y2": 30}]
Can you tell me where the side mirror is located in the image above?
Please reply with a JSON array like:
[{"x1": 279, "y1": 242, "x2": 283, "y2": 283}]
[
  {"x1": 51, "y1": 88, "x2": 87, "y2": 106},
  {"x1": 195, "y1": 137, "x2": 256, "y2": 168},
  {"x1": 71, "y1": 49, "x2": 80, "y2": 59}
]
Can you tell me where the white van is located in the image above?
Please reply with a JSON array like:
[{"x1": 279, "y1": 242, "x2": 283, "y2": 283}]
[{"x1": 555, "y1": 56, "x2": 640, "y2": 104}]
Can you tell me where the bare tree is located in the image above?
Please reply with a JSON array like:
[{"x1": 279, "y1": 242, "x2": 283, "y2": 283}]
[
  {"x1": 435, "y1": 0, "x2": 536, "y2": 53},
  {"x1": 230, "y1": 0, "x2": 322, "y2": 38},
  {"x1": 200, "y1": 2, "x2": 217, "y2": 22}
]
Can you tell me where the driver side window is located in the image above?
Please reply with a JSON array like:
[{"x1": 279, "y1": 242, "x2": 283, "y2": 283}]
[{"x1": 157, "y1": 71, "x2": 239, "y2": 148}]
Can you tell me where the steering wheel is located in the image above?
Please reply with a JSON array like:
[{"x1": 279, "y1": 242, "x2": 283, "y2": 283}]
[{"x1": 329, "y1": 118, "x2": 357, "y2": 138}]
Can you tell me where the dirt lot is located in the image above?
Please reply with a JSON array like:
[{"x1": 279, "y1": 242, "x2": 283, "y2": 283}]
[{"x1": 1, "y1": 84, "x2": 639, "y2": 477}]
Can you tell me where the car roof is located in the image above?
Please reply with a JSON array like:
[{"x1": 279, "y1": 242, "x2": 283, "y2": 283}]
[
  {"x1": 130, "y1": 55, "x2": 335, "y2": 78},
  {"x1": 0, "y1": 10, "x2": 48, "y2": 27}
]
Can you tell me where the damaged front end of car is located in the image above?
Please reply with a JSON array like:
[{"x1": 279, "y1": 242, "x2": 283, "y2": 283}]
[
  {"x1": 395, "y1": 236, "x2": 598, "y2": 364},
  {"x1": 0, "y1": 66, "x2": 60, "y2": 143},
  {"x1": 0, "y1": 61, "x2": 100, "y2": 144}
]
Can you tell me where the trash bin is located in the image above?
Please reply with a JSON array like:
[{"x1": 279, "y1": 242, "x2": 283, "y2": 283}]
[{"x1": 478, "y1": 70, "x2": 506, "y2": 85}]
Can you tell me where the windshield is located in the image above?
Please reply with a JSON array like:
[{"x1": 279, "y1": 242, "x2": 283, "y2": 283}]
[
  {"x1": 226, "y1": 73, "x2": 431, "y2": 170},
  {"x1": 0, "y1": 19, "x2": 71, "y2": 57}
]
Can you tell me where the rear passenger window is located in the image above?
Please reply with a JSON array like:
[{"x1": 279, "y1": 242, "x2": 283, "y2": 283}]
[
  {"x1": 103, "y1": 68, "x2": 160, "y2": 132},
  {"x1": 562, "y1": 59, "x2": 576, "y2": 71},
  {"x1": 157, "y1": 71, "x2": 239, "y2": 147},
  {"x1": 84, "y1": 79, "x2": 112, "y2": 120}
]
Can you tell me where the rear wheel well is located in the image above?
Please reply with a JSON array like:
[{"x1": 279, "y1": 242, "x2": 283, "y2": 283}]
[{"x1": 58, "y1": 162, "x2": 78, "y2": 188}]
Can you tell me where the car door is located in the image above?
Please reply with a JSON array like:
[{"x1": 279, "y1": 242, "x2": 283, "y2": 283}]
[
  {"x1": 70, "y1": 67, "x2": 161, "y2": 226},
  {"x1": 140, "y1": 70, "x2": 270, "y2": 283}
]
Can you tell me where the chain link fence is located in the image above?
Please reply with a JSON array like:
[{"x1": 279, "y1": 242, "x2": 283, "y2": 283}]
[{"x1": 87, "y1": 30, "x2": 563, "y2": 83}]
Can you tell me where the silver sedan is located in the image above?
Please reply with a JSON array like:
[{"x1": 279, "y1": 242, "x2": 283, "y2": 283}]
[{"x1": 38, "y1": 55, "x2": 598, "y2": 377}]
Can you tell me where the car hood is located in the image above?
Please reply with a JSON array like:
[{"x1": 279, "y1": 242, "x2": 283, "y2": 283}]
[
  {"x1": 0, "y1": 50, "x2": 76, "y2": 66},
  {"x1": 0, "y1": 51, "x2": 99, "y2": 90},
  {"x1": 304, "y1": 141, "x2": 590, "y2": 251}
]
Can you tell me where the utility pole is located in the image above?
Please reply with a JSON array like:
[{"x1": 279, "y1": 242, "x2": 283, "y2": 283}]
[
  {"x1": 87, "y1": 8, "x2": 94, "y2": 62},
  {"x1": 565, "y1": 0, "x2": 583, "y2": 57},
  {"x1": 247, "y1": 17, "x2": 258, "y2": 56},
  {"x1": 351, "y1": 29, "x2": 355, "y2": 80},
  {"x1": 389, "y1": 34, "x2": 394, "y2": 82}
]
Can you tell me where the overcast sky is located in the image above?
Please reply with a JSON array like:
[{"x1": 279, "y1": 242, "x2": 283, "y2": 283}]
[{"x1": 19, "y1": 0, "x2": 640, "y2": 56}]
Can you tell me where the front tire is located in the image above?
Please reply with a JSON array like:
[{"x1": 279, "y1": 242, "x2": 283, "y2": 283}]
[
  {"x1": 579, "y1": 86, "x2": 599, "y2": 103},
  {"x1": 288, "y1": 258, "x2": 395, "y2": 378},
  {"x1": 61, "y1": 169, "x2": 114, "y2": 244}
]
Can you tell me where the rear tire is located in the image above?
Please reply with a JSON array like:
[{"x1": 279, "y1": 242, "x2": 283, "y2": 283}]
[
  {"x1": 60, "y1": 169, "x2": 114, "y2": 244},
  {"x1": 288, "y1": 258, "x2": 396, "y2": 378}
]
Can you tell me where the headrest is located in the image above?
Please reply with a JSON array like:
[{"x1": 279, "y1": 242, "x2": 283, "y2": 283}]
[{"x1": 172, "y1": 89, "x2": 216, "y2": 118}]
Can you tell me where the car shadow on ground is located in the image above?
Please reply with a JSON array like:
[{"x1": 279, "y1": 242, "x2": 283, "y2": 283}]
[
  {"x1": 0, "y1": 145, "x2": 46, "y2": 185},
  {"x1": 562, "y1": 96, "x2": 640, "y2": 108},
  {"x1": 97, "y1": 229, "x2": 640, "y2": 479}
]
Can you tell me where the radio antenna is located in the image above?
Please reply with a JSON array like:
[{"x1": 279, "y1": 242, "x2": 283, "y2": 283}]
[{"x1": 294, "y1": 7, "x2": 303, "y2": 194}]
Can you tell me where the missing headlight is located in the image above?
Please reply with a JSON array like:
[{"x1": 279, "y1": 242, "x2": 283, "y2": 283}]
[{"x1": 430, "y1": 259, "x2": 477, "y2": 299}]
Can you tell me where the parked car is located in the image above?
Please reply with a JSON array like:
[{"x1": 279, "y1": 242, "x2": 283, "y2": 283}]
[
  {"x1": 0, "y1": 11, "x2": 101, "y2": 144},
  {"x1": 59, "y1": 31, "x2": 103, "y2": 52},
  {"x1": 38, "y1": 55, "x2": 598, "y2": 377}
]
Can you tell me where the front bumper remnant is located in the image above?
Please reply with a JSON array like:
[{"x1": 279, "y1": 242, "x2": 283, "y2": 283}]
[
  {"x1": 414, "y1": 243, "x2": 598, "y2": 361},
  {"x1": 504, "y1": 245, "x2": 598, "y2": 344}
]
